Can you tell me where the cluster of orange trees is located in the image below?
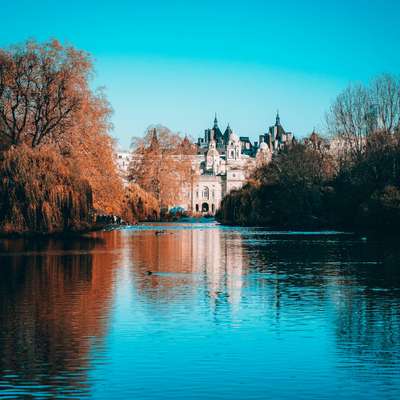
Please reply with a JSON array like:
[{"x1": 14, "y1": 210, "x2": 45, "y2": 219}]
[
  {"x1": 0, "y1": 40, "x2": 160, "y2": 234},
  {"x1": 128, "y1": 125, "x2": 197, "y2": 214}
]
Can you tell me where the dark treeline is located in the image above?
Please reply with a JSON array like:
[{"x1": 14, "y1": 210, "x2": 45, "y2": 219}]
[{"x1": 217, "y1": 74, "x2": 400, "y2": 233}]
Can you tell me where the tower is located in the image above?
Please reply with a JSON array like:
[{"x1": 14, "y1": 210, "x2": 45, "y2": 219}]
[
  {"x1": 275, "y1": 110, "x2": 280, "y2": 126},
  {"x1": 226, "y1": 131, "x2": 241, "y2": 161}
]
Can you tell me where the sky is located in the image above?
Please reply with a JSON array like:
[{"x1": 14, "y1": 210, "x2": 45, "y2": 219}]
[{"x1": 1, "y1": 0, "x2": 400, "y2": 148}]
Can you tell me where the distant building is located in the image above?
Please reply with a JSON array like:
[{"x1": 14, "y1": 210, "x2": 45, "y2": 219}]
[
  {"x1": 116, "y1": 149, "x2": 132, "y2": 184},
  {"x1": 190, "y1": 112, "x2": 294, "y2": 215},
  {"x1": 258, "y1": 111, "x2": 294, "y2": 152}
]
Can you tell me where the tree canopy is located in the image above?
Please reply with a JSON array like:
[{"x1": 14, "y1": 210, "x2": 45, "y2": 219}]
[{"x1": 128, "y1": 125, "x2": 197, "y2": 210}]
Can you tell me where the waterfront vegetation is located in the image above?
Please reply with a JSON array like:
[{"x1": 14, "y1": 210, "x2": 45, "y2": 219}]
[
  {"x1": 1, "y1": 39, "x2": 400, "y2": 235},
  {"x1": 217, "y1": 75, "x2": 400, "y2": 233},
  {"x1": 0, "y1": 40, "x2": 161, "y2": 234}
]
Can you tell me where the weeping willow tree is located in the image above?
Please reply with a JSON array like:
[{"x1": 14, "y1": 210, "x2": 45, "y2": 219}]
[{"x1": 0, "y1": 146, "x2": 93, "y2": 234}]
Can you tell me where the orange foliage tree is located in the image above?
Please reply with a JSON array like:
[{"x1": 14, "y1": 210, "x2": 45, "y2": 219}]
[
  {"x1": 0, "y1": 39, "x2": 124, "y2": 222},
  {"x1": 128, "y1": 125, "x2": 197, "y2": 210}
]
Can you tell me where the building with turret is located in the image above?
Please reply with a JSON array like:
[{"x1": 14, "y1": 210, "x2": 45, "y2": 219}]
[
  {"x1": 258, "y1": 111, "x2": 294, "y2": 151},
  {"x1": 191, "y1": 112, "x2": 293, "y2": 215}
]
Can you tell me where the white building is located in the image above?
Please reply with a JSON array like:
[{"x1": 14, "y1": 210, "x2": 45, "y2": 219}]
[
  {"x1": 116, "y1": 149, "x2": 132, "y2": 185},
  {"x1": 190, "y1": 113, "x2": 293, "y2": 215}
]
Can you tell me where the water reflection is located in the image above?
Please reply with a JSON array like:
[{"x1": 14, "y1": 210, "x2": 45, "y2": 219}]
[
  {"x1": 0, "y1": 236, "x2": 117, "y2": 398},
  {"x1": 124, "y1": 228, "x2": 247, "y2": 312},
  {"x1": 0, "y1": 226, "x2": 400, "y2": 399}
]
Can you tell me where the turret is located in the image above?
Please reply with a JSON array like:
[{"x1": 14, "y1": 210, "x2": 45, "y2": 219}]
[
  {"x1": 213, "y1": 113, "x2": 218, "y2": 128},
  {"x1": 226, "y1": 131, "x2": 241, "y2": 161}
]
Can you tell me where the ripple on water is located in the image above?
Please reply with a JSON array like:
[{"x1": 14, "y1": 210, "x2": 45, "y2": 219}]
[{"x1": 0, "y1": 225, "x2": 400, "y2": 399}]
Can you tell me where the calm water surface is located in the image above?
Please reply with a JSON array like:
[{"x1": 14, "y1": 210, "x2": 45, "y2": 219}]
[{"x1": 1, "y1": 223, "x2": 400, "y2": 399}]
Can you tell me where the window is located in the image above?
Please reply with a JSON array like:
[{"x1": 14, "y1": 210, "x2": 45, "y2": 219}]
[
  {"x1": 202, "y1": 203, "x2": 209, "y2": 212},
  {"x1": 203, "y1": 187, "x2": 209, "y2": 200}
]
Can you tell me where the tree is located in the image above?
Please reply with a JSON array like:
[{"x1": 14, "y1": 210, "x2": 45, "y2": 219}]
[
  {"x1": 327, "y1": 84, "x2": 373, "y2": 163},
  {"x1": 371, "y1": 74, "x2": 400, "y2": 134},
  {"x1": 0, "y1": 39, "x2": 91, "y2": 148},
  {"x1": 65, "y1": 88, "x2": 124, "y2": 215},
  {"x1": 0, "y1": 40, "x2": 125, "y2": 232},
  {"x1": 327, "y1": 74, "x2": 400, "y2": 166},
  {"x1": 128, "y1": 125, "x2": 197, "y2": 210}
]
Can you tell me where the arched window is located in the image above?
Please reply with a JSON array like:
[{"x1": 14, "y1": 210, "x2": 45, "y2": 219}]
[
  {"x1": 203, "y1": 186, "x2": 209, "y2": 200},
  {"x1": 195, "y1": 204, "x2": 199, "y2": 212},
  {"x1": 230, "y1": 150, "x2": 234, "y2": 158}
]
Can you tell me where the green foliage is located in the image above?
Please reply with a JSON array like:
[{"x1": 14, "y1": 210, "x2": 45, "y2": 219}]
[
  {"x1": 217, "y1": 132, "x2": 400, "y2": 233},
  {"x1": 217, "y1": 142, "x2": 334, "y2": 228}
]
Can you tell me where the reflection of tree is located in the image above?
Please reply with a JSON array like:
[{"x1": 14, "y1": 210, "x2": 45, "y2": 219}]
[
  {"x1": 246, "y1": 233, "x2": 400, "y2": 372},
  {"x1": 331, "y1": 245, "x2": 400, "y2": 371},
  {"x1": 0, "y1": 236, "x2": 116, "y2": 398}
]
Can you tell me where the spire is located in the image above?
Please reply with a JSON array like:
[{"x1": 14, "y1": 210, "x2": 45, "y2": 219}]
[
  {"x1": 213, "y1": 113, "x2": 218, "y2": 127},
  {"x1": 276, "y1": 110, "x2": 281, "y2": 126},
  {"x1": 224, "y1": 122, "x2": 232, "y2": 142},
  {"x1": 150, "y1": 127, "x2": 159, "y2": 149}
]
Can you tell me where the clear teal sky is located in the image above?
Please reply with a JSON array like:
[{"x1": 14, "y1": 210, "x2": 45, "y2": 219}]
[{"x1": 1, "y1": 0, "x2": 399, "y2": 147}]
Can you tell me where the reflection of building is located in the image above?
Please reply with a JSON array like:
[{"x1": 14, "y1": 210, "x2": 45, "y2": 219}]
[{"x1": 125, "y1": 226, "x2": 247, "y2": 310}]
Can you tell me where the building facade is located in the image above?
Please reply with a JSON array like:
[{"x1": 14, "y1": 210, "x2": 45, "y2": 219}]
[{"x1": 191, "y1": 112, "x2": 293, "y2": 215}]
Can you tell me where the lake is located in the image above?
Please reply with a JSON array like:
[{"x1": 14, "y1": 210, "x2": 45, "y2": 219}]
[{"x1": 1, "y1": 222, "x2": 400, "y2": 399}]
